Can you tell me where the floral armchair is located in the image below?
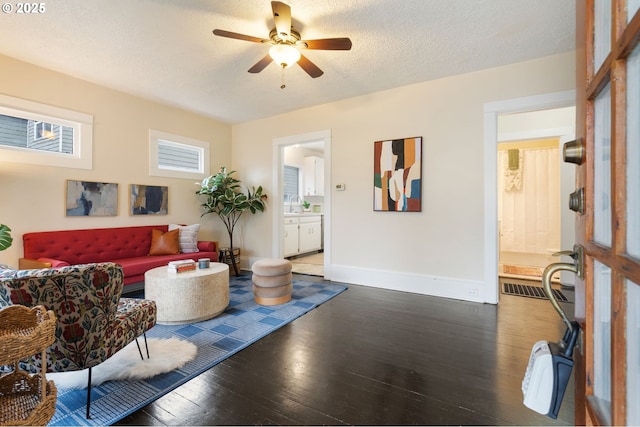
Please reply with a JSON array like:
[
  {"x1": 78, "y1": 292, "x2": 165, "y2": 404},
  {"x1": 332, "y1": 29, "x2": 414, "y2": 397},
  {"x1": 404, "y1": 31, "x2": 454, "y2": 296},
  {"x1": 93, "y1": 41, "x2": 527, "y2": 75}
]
[{"x1": 0, "y1": 262, "x2": 157, "y2": 418}]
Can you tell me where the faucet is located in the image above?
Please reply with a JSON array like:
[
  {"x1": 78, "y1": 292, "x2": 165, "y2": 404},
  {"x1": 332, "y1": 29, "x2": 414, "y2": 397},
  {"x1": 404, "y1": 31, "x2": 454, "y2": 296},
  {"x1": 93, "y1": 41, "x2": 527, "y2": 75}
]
[
  {"x1": 289, "y1": 195, "x2": 302, "y2": 213},
  {"x1": 284, "y1": 194, "x2": 290, "y2": 212}
]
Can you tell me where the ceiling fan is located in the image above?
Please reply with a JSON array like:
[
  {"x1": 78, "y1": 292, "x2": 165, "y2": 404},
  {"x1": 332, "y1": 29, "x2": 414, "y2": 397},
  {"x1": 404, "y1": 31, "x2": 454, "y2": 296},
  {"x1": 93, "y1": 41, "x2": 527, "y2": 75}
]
[{"x1": 213, "y1": 1, "x2": 352, "y2": 83}]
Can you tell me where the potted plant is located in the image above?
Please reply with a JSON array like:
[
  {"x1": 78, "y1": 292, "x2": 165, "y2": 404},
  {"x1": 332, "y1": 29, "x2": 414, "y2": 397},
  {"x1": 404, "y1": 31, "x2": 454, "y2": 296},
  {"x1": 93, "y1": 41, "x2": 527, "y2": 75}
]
[
  {"x1": 0, "y1": 224, "x2": 12, "y2": 251},
  {"x1": 303, "y1": 200, "x2": 311, "y2": 212},
  {"x1": 197, "y1": 167, "x2": 267, "y2": 275}
]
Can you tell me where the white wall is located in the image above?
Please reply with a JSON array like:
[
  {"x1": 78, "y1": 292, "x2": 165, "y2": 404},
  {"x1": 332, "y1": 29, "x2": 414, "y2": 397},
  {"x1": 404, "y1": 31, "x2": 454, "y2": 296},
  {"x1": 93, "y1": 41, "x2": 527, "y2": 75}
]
[
  {"x1": 498, "y1": 107, "x2": 575, "y2": 140},
  {"x1": 232, "y1": 52, "x2": 576, "y2": 303},
  {"x1": 0, "y1": 54, "x2": 232, "y2": 266}
]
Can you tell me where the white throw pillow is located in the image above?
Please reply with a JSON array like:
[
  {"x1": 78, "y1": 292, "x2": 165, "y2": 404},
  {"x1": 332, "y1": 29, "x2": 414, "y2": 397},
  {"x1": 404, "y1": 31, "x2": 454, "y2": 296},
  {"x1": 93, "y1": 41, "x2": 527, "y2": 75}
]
[{"x1": 168, "y1": 224, "x2": 200, "y2": 253}]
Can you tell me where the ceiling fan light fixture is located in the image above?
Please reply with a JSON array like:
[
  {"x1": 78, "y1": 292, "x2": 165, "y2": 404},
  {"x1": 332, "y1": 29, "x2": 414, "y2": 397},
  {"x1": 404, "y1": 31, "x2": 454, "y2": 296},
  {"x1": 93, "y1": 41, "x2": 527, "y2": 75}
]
[{"x1": 269, "y1": 44, "x2": 300, "y2": 68}]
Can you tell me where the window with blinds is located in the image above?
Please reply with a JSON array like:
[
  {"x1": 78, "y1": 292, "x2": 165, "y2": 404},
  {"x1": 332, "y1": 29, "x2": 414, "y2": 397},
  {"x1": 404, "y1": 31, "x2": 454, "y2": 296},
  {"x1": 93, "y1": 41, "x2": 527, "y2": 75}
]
[
  {"x1": 157, "y1": 140, "x2": 201, "y2": 172},
  {"x1": 284, "y1": 165, "x2": 299, "y2": 201},
  {"x1": 149, "y1": 129, "x2": 210, "y2": 179}
]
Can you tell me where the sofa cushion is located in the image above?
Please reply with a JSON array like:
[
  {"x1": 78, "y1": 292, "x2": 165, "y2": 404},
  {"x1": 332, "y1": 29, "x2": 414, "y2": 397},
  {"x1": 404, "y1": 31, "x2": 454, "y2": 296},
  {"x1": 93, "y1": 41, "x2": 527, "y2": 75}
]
[
  {"x1": 116, "y1": 253, "x2": 200, "y2": 279},
  {"x1": 168, "y1": 224, "x2": 200, "y2": 253},
  {"x1": 148, "y1": 229, "x2": 180, "y2": 255}
]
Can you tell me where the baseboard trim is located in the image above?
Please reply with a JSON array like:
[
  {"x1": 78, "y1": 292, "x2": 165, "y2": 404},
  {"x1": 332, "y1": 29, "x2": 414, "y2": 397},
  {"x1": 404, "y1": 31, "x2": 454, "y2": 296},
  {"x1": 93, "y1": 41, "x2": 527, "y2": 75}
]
[{"x1": 328, "y1": 264, "x2": 490, "y2": 303}]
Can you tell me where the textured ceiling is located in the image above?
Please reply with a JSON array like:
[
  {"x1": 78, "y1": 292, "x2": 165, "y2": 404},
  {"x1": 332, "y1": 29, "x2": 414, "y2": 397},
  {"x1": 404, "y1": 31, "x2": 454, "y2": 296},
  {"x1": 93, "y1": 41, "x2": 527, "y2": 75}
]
[{"x1": 0, "y1": 0, "x2": 575, "y2": 124}]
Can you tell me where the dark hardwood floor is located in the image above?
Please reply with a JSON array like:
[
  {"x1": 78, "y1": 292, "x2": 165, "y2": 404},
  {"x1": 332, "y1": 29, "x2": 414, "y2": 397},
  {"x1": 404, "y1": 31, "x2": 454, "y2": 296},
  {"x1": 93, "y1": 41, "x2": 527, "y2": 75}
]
[{"x1": 118, "y1": 274, "x2": 575, "y2": 426}]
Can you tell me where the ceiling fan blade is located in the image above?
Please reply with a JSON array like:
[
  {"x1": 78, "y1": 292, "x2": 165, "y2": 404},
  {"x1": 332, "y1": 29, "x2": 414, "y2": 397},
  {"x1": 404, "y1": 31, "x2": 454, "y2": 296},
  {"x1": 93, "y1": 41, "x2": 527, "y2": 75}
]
[
  {"x1": 213, "y1": 29, "x2": 268, "y2": 44},
  {"x1": 298, "y1": 54, "x2": 324, "y2": 78},
  {"x1": 271, "y1": 1, "x2": 291, "y2": 39},
  {"x1": 301, "y1": 38, "x2": 352, "y2": 50},
  {"x1": 248, "y1": 54, "x2": 273, "y2": 73}
]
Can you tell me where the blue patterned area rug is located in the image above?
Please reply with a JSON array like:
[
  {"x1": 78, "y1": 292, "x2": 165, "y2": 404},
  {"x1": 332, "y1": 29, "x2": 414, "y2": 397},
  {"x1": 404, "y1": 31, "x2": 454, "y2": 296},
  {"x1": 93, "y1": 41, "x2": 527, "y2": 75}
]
[{"x1": 49, "y1": 275, "x2": 347, "y2": 426}]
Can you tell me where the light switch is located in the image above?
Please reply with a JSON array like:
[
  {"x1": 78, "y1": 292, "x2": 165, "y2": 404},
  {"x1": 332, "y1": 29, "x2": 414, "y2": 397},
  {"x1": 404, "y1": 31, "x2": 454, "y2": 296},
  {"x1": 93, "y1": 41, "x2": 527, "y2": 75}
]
[{"x1": 336, "y1": 184, "x2": 346, "y2": 191}]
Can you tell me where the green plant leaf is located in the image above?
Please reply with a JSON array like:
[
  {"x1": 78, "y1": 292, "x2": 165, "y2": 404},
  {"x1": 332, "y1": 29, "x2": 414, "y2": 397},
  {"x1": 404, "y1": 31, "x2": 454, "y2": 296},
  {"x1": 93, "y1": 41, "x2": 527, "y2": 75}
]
[
  {"x1": 196, "y1": 167, "x2": 268, "y2": 247},
  {"x1": 0, "y1": 224, "x2": 13, "y2": 251}
]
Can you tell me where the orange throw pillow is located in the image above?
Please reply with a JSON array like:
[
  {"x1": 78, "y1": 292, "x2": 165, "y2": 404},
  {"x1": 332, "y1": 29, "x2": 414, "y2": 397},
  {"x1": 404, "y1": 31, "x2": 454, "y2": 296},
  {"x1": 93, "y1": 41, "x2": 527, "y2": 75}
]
[{"x1": 148, "y1": 228, "x2": 180, "y2": 255}]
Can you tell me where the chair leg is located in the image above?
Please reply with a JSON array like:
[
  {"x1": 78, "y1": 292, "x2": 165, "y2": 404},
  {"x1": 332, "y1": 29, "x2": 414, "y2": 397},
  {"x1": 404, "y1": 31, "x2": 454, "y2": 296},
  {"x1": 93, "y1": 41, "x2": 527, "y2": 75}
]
[
  {"x1": 86, "y1": 367, "x2": 92, "y2": 419},
  {"x1": 134, "y1": 333, "x2": 151, "y2": 360},
  {"x1": 135, "y1": 338, "x2": 143, "y2": 360},
  {"x1": 144, "y1": 332, "x2": 150, "y2": 358}
]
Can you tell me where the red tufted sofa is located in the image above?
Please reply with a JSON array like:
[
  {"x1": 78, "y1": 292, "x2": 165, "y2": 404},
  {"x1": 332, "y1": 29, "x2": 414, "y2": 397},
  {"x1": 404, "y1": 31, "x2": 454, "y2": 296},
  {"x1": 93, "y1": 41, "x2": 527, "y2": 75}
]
[{"x1": 20, "y1": 225, "x2": 218, "y2": 287}]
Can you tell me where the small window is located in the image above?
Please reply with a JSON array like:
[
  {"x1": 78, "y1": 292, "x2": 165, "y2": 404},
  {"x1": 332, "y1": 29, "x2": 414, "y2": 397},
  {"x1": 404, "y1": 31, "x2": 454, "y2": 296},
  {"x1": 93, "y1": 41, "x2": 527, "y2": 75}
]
[
  {"x1": 0, "y1": 94, "x2": 93, "y2": 169},
  {"x1": 149, "y1": 130, "x2": 210, "y2": 179},
  {"x1": 34, "y1": 121, "x2": 53, "y2": 140}
]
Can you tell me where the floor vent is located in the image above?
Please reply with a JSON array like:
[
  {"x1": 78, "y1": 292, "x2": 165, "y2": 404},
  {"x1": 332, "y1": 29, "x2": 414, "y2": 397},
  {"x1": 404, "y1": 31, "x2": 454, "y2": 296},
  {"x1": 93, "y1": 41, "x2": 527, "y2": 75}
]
[{"x1": 502, "y1": 282, "x2": 569, "y2": 302}]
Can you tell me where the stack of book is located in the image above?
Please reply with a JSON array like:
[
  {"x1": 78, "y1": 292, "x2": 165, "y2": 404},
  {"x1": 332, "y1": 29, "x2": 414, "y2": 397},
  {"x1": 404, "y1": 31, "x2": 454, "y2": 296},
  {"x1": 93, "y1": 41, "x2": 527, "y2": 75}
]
[{"x1": 167, "y1": 259, "x2": 196, "y2": 273}]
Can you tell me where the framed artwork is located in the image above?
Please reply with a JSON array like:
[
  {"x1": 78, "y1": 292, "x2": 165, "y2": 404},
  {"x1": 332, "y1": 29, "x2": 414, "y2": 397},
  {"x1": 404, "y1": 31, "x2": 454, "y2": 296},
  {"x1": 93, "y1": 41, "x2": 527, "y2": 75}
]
[
  {"x1": 66, "y1": 180, "x2": 118, "y2": 216},
  {"x1": 130, "y1": 184, "x2": 168, "y2": 215},
  {"x1": 373, "y1": 136, "x2": 422, "y2": 212}
]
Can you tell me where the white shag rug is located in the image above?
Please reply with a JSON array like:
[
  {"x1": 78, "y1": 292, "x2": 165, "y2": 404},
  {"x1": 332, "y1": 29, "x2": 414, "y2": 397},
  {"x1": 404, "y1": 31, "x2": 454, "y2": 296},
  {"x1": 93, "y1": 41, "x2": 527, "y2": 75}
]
[{"x1": 48, "y1": 337, "x2": 197, "y2": 389}]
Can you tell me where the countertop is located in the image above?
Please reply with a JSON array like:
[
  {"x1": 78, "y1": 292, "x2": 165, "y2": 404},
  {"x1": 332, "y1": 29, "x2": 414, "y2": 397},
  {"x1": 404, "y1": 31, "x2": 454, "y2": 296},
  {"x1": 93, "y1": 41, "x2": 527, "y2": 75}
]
[{"x1": 283, "y1": 212, "x2": 323, "y2": 217}]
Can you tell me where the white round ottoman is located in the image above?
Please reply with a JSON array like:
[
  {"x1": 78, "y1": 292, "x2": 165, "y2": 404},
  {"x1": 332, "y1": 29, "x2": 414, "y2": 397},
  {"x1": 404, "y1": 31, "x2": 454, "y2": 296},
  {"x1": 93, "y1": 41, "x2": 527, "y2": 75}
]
[
  {"x1": 145, "y1": 263, "x2": 229, "y2": 324},
  {"x1": 252, "y1": 258, "x2": 292, "y2": 305}
]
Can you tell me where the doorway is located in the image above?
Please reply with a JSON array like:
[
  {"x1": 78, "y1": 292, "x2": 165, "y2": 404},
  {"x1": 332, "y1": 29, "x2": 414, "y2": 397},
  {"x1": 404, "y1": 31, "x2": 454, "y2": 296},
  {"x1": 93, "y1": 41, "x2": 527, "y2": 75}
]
[
  {"x1": 483, "y1": 92, "x2": 575, "y2": 304},
  {"x1": 497, "y1": 137, "x2": 561, "y2": 280},
  {"x1": 272, "y1": 130, "x2": 331, "y2": 280},
  {"x1": 495, "y1": 108, "x2": 575, "y2": 299},
  {"x1": 284, "y1": 143, "x2": 325, "y2": 277}
]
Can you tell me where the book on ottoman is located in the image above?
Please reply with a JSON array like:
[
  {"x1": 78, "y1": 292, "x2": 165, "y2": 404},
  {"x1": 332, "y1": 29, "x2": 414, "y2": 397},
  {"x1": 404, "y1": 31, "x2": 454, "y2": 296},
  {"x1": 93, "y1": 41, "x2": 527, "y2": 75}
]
[{"x1": 167, "y1": 259, "x2": 196, "y2": 273}]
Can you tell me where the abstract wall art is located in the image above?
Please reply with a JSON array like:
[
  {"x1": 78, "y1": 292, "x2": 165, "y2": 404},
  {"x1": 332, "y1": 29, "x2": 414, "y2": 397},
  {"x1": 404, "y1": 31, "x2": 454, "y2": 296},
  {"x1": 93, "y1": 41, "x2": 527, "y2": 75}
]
[
  {"x1": 373, "y1": 136, "x2": 422, "y2": 212},
  {"x1": 66, "y1": 180, "x2": 118, "y2": 216},
  {"x1": 130, "y1": 184, "x2": 168, "y2": 215}
]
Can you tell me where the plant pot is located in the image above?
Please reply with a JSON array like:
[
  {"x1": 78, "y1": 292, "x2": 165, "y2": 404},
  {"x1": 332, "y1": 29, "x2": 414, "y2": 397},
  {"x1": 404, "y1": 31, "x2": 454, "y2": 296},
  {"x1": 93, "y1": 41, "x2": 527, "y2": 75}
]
[{"x1": 219, "y1": 247, "x2": 241, "y2": 275}]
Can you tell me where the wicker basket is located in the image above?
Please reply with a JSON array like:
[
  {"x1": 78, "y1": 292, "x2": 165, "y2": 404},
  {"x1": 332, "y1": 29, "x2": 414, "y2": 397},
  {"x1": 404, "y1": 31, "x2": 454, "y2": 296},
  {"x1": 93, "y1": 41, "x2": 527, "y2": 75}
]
[
  {"x1": 219, "y1": 247, "x2": 240, "y2": 265},
  {"x1": 0, "y1": 306, "x2": 55, "y2": 366},
  {"x1": 0, "y1": 305, "x2": 57, "y2": 426},
  {"x1": 0, "y1": 371, "x2": 57, "y2": 426}
]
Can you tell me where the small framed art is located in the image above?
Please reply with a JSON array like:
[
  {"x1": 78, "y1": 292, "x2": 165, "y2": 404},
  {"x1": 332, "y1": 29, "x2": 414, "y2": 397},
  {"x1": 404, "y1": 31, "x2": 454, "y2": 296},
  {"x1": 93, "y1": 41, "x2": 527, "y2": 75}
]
[
  {"x1": 130, "y1": 184, "x2": 168, "y2": 215},
  {"x1": 66, "y1": 180, "x2": 118, "y2": 216}
]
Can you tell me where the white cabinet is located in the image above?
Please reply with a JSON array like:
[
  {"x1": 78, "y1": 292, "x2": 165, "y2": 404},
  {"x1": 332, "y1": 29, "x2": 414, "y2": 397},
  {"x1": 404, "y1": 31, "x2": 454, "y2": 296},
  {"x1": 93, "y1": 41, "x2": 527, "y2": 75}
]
[
  {"x1": 283, "y1": 214, "x2": 322, "y2": 256},
  {"x1": 298, "y1": 216, "x2": 322, "y2": 253},
  {"x1": 284, "y1": 217, "x2": 299, "y2": 257},
  {"x1": 303, "y1": 156, "x2": 324, "y2": 196}
]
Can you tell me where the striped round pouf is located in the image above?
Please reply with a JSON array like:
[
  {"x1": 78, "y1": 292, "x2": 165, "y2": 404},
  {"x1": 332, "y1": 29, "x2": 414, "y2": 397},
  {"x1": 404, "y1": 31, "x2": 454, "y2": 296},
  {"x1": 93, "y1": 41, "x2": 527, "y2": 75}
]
[{"x1": 251, "y1": 258, "x2": 293, "y2": 305}]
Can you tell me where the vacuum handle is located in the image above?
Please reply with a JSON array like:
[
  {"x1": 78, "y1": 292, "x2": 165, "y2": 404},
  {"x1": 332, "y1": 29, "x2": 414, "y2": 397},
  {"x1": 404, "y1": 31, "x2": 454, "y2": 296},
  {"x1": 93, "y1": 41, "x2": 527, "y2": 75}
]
[{"x1": 542, "y1": 245, "x2": 584, "y2": 332}]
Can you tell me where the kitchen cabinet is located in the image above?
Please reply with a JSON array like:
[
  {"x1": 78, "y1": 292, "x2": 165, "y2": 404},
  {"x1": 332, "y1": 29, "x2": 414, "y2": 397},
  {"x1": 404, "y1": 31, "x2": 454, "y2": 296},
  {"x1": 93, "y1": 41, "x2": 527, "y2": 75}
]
[
  {"x1": 284, "y1": 217, "x2": 299, "y2": 257},
  {"x1": 283, "y1": 214, "x2": 322, "y2": 256},
  {"x1": 303, "y1": 156, "x2": 324, "y2": 196},
  {"x1": 298, "y1": 216, "x2": 322, "y2": 253}
]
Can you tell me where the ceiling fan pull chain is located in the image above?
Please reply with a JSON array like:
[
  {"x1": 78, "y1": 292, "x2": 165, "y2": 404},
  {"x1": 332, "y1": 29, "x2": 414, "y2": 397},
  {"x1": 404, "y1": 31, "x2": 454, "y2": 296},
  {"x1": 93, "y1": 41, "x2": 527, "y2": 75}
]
[{"x1": 280, "y1": 66, "x2": 286, "y2": 89}]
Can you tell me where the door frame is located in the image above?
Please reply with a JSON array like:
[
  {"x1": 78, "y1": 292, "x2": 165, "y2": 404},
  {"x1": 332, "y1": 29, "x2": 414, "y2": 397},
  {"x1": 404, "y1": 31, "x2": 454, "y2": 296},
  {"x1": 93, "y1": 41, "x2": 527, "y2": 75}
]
[
  {"x1": 272, "y1": 129, "x2": 332, "y2": 279},
  {"x1": 483, "y1": 90, "x2": 576, "y2": 303}
]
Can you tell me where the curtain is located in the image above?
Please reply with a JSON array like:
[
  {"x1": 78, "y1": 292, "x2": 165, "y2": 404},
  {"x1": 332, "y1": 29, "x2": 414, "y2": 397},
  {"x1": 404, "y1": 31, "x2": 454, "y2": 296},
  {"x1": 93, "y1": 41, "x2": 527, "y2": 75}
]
[{"x1": 498, "y1": 147, "x2": 560, "y2": 254}]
